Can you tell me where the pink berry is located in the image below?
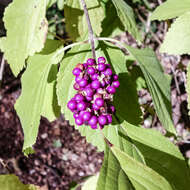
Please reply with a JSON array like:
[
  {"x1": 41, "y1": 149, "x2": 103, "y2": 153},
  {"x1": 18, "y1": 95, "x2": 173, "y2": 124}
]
[
  {"x1": 98, "y1": 57, "x2": 106, "y2": 64},
  {"x1": 75, "y1": 117, "x2": 83, "y2": 126},
  {"x1": 74, "y1": 94, "x2": 84, "y2": 102},
  {"x1": 113, "y1": 74, "x2": 118, "y2": 80},
  {"x1": 84, "y1": 87, "x2": 94, "y2": 97},
  {"x1": 104, "y1": 68, "x2": 112, "y2": 76},
  {"x1": 91, "y1": 80, "x2": 101, "y2": 89},
  {"x1": 87, "y1": 58, "x2": 96, "y2": 66},
  {"x1": 77, "y1": 102, "x2": 87, "y2": 111},
  {"x1": 112, "y1": 81, "x2": 120, "y2": 88},
  {"x1": 67, "y1": 100, "x2": 77, "y2": 111},
  {"x1": 73, "y1": 83, "x2": 80, "y2": 90},
  {"x1": 91, "y1": 125, "x2": 98, "y2": 129},
  {"x1": 92, "y1": 103, "x2": 100, "y2": 111},
  {"x1": 78, "y1": 79, "x2": 88, "y2": 87},
  {"x1": 86, "y1": 96, "x2": 93, "y2": 101},
  {"x1": 97, "y1": 63, "x2": 106, "y2": 71},
  {"x1": 87, "y1": 67, "x2": 96, "y2": 75},
  {"x1": 89, "y1": 116, "x2": 98, "y2": 126},
  {"x1": 82, "y1": 111, "x2": 91, "y2": 121},
  {"x1": 91, "y1": 73, "x2": 99, "y2": 80},
  {"x1": 110, "y1": 105, "x2": 115, "y2": 113},
  {"x1": 107, "y1": 114, "x2": 112, "y2": 124},
  {"x1": 107, "y1": 86, "x2": 116, "y2": 94},
  {"x1": 98, "y1": 115, "x2": 107, "y2": 125},
  {"x1": 72, "y1": 68, "x2": 82, "y2": 76},
  {"x1": 95, "y1": 98, "x2": 104, "y2": 107}
]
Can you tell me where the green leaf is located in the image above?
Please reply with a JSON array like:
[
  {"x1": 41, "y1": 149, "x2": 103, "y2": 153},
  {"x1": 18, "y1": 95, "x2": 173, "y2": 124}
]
[
  {"x1": 1, "y1": 0, "x2": 48, "y2": 76},
  {"x1": 64, "y1": 0, "x2": 105, "y2": 41},
  {"x1": 0, "y1": 174, "x2": 39, "y2": 190},
  {"x1": 187, "y1": 63, "x2": 190, "y2": 116},
  {"x1": 151, "y1": 0, "x2": 190, "y2": 21},
  {"x1": 121, "y1": 122, "x2": 190, "y2": 190},
  {"x1": 112, "y1": 147, "x2": 173, "y2": 190},
  {"x1": 111, "y1": 0, "x2": 141, "y2": 42},
  {"x1": 82, "y1": 175, "x2": 99, "y2": 190},
  {"x1": 160, "y1": 12, "x2": 190, "y2": 55},
  {"x1": 56, "y1": 43, "x2": 141, "y2": 151},
  {"x1": 57, "y1": 0, "x2": 66, "y2": 10},
  {"x1": 97, "y1": 144, "x2": 135, "y2": 190},
  {"x1": 99, "y1": 0, "x2": 125, "y2": 37},
  {"x1": 125, "y1": 46, "x2": 175, "y2": 134},
  {"x1": 97, "y1": 42, "x2": 142, "y2": 125},
  {"x1": 15, "y1": 50, "x2": 64, "y2": 153},
  {"x1": 41, "y1": 65, "x2": 61, "y2": 121},
  {"x1": 47, "y1": 0, "x2": 57, "y2": 8}
]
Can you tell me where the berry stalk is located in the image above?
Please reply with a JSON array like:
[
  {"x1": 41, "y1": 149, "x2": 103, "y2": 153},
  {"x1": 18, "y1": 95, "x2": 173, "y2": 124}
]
[{"x1": 80, "y1": 0, "x2": 96, "y2": 60}]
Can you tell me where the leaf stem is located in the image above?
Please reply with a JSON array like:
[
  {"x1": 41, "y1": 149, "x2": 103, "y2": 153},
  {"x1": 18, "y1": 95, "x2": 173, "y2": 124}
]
[{"x1": 80, "y1": 0, "x2": 96, "y2": 60}]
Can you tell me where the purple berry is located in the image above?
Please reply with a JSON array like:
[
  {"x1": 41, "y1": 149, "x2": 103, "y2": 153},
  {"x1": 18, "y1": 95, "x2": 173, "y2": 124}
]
[
  {"x1": 110, "y1": 105, "x2": 115, "y2": 113},
  {"x1": 86, "y1": 96, "x2": 93, "y2": 101},
  {"x1": 89, "y1": 116, "x2": 98, "y2": 126},
  {"x1": 98, "y1": 115, "x2": 107, "y2": 125},
  {"x1": 92, "y1": 103, "x2": 100, "y2": 111},
  {"x1": 67, "y1": 100, "x2": 77, "y2": 111},
  {"x1": 72, "y1": 68, "x2": 82, "y2": 76},
  {"x1": 113, "y1": 74, "x2": 118, "y2": 80},
  {"x1": 73, "y1": 112, "x2": 79, "y2": 119},
  {"x1": 91, "y1": 125, "x2": 98, "y2": 129},
  {"x1": 107, "y1": 86, "x2": 116, "y2": 94},
  {"x1": 77, "y1": 102, "x2": 87, "y2": 111},
  {"x1": 87, "y1": 67, "x2": 96, "y2": 75},
  {"x1": 84, "y1": 87, "x2": 94, "y2": 97},
  {"x1": 73, "y1": 83, "x2": 80, "y2": 90},
  {"x1": 97, "y1": 63, "x2": 106, "y2": 71},
  {"x1": 82, "y1": 111, "x2": 91, "y2": 121},
  {"x1": 91, "y1": 80, "x2": 101, "y2": 89},
  {"x1": 87, "y1": 58, "x2": 96, "y2": 66},
  {"x1": 95, "y1": 98, "x2": 104, "y2": 107},
  {"x1": 74, "y1": 94, "x2": 84, "y2": 102},
  {"x1": 98, "y1": 57, "x2": 106, "y2": 64},
  {"x1": 91, "y1": 73, "x2": 99, "y2": 80},
  {"x1": 104, "y1": 68, "x2": 112, "y2": 76},
  {"x1": 75, "y1": 117, "x2": 83, "y2": 126},
  {"x1": 112, "y1": 81, "x2": 120, "y2": 88},
  {"x1": 75, "y1": 76, "x2": 82, "y2": 83},
  {"x1": 107, "y1": 114, "x2": 112, "y2": 124},
  {"x1": 83, "y1": 63, "x2": 88, "y2": 68},
  {"x1": 78, "y1": 79, "x2": 88, "y2": 87},
  {"x1": 104, "y1": 78, "x2": 111, "y2": 85}
]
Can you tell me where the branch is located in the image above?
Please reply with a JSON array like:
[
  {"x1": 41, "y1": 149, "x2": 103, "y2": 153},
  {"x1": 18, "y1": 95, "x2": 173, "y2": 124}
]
[
  {"x1": 80, "y1": 0, "x2": 96, "y2": 60},
  {"x1": 0, "y1": 55, "x2": 5, "y2": 87}
]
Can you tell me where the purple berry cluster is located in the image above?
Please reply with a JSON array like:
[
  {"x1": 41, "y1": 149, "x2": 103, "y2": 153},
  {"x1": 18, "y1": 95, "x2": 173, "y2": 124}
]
[{"x1": 67, "y1": 57, "x2": 120, "y2": 129}]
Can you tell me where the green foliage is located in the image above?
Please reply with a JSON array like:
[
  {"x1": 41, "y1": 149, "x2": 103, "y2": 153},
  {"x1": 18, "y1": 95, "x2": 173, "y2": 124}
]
[
  {"x1": 82, "y1": 175, "x2": 99, "y2": 190},
  {"x1": 0, "y1": 174, "x2": 39, "y2": 190},
  {"x1": 121, "y1": 122, "x2": 190, "y2": 190},
  {"x1": 97, "y1": 144, "x2": 134, "y2": 190},
  {"x1": 160, "y1": 12, "x2": 190, "y2": 55},
  {"x1": 112, "y1": 146, "x2": 173, "y2": 190},
  {"x1": 111, "y1": 0, "x2": 141, "y2": 42},
  {"x1": 64, "y1": 0, "x2": 105, "y2": 40},
  {"x1": 15, "y1": 47, "x2": 64, "y2": 154},
  {"x1": 151, "y1": 0, "x2": 190, "y2": 21},
  {"x1": 0, "y1": 0, "x2": 47, "y2": 76},
  {"x1": 125, "y1": 46, "x2": 175, "y2": 134}
]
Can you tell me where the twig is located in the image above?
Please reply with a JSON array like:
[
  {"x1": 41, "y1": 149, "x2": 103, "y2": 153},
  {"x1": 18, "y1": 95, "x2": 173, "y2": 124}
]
[
  {"x1": 0, "y1": 158, "x2": 12, "y2": 173},
  {"x1": 171, "y1": 67, "x2": 181, "y2": 95},
  {"x1": 0, "y1": 55, "x2": 5, "y2": 87},
  {"x1": 54, "y1": 40, "x2": 89, "y2": 57},
  {"x1": 136, "y1": 12, "x2": 162, "y2": 45},
  {"x1": 80, "y1": 0, "x2": 96, "y2": 60}
]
